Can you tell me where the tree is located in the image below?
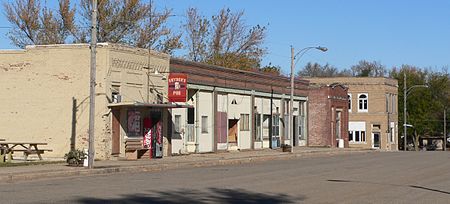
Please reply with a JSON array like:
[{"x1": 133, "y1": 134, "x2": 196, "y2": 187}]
[
  {"x1": 3, "y1": 0, "x2": 182, "y2": 54},
  {"x1": 3, "y1": 0, "x2": 77, "y2": 48},
  {"x1": 184, "y1": 7, "x2": 210, "y2": 62},
  {"x1": 390, "y1": 65, "x2": 450, "y2": 151},
  {"x1": 184, "y1": 7, "x2": 267, "y2": 70},
  {"x1": 260, "y1": 63, "x2": 281, "y2": 75},
  {"x1": 351, "y1": 60, "x2": 386, "y2": 77},
  {"x1": 297, "y1": 62, "x2": 351, "y2": 77},
  {"x1": 79, "y1": 0, "x2": 182, "y2": 54}
]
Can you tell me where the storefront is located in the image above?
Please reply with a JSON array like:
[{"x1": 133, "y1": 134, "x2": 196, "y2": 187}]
[{"x1": 108, "y1": 102, "x2": 192, "y2": 159}]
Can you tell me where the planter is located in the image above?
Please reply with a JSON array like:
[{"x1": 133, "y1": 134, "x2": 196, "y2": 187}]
[
  {"x1": 64, "y1": 149, "x2": 87, "y2": 167},
  {"x1": 282, "y1": 144, "x2": 292, "y2": 152}
]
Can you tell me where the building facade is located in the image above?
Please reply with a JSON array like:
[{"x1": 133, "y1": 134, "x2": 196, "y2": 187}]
[
  {"x1": 307, "y1": 77, "x2": 398, "y2": 150},
  {"x1": 168, "y1": 59, "x2": 311, "y2": 154},
  {"x1": 308, "y1": 84, "x2": 349, "y2": 147},
  {"x1": 0, "y1": 43, "x2": 354, "y2": 161},
  {"x1": 0, "y1": 43, "x2": 173, "y2": 159}
]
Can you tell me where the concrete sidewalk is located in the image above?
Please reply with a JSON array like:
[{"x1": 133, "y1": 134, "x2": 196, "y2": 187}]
[{"x1": 0, "y1": 147, "x2": 374, "y2": 183}]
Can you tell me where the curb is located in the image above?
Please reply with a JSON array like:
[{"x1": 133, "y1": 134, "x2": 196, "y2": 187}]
[{"x1": 1, "y1": 149, "x2": 374, "y2": 183}]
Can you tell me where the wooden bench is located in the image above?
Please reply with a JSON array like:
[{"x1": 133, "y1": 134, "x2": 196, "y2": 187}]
[{"x1": 125, "y1": 139, "x2": 149, "y2": 160}]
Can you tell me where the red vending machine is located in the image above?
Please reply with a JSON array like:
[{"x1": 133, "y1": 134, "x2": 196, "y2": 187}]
[{"x1": 143, "y1": 117, "x2": 153, "y2": 158}]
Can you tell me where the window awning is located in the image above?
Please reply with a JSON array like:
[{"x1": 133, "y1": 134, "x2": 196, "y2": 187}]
[{"x1": 108, "y1": 102, "x2": 193, "y2": 109}]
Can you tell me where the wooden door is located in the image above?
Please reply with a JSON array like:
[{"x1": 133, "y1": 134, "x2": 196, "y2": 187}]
[
  {"x1": 228, "y1": 119, "x2": 238, "y2": 143},
  {"x1": 112, "y1": 110, "x2": 120, "y2": 155}
]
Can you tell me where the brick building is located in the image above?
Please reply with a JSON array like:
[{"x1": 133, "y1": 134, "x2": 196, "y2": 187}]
[
  {"x1": 307, "y1": 77, "x2": 398, "y2": 150},
  {"x1": 308, "y1": 84, "x2": 349, "y2": 147}
]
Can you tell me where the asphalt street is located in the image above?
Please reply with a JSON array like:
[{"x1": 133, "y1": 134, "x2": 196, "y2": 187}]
[{"x1": 1, "y1": 151, "x2": 449, "y2": 204}]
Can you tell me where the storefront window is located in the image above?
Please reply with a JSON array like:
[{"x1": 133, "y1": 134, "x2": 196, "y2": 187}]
[{"x1": 127, "y1": 110, "x2": 141, "y2": 137}]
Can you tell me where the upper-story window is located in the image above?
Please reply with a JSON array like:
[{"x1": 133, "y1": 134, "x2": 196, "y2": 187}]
[
  {"x1": 348, "y1": 94, "x2": 352, "y2": 112},
  {"x1": 358, "y1": 93, "x2": 368, "y2": 112},
  {"x1": 392, "y1": 94, "x2": 396, "y2": 113}
]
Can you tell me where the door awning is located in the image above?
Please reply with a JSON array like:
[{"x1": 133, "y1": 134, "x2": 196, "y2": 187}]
[{"x1": 108, "y1": 102, "x2": 193, "y2": 109}]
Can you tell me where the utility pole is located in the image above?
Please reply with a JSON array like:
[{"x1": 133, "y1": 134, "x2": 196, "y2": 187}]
[
  {"x1": 403, "y1": 71, "x2": 407, "y2": 151},
  {"x1": 88, "y1": 0, "x2": 98, "y2": 169},
  {"x1": 444, "y1": 108, "x2": 447, "y2": 151},
  {"x1": 289, "y1": 46, "x2": 294, "y2": 152}
]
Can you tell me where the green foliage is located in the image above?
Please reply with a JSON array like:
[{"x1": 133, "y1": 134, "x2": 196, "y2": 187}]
[
  {"x1": 351, "y1": 60, "x2": 386, "y2": 77},
  {"x1": 64, "y1": 149, "x2": 86, "y2": 166},
  {"x1": 298, "y1": 62, "x2": 350, "y2": 77},
  {"x1": 260, "y1": 63, "x2": 281, "y2": 75},
  {"x1": 390, "y1": 65, "x2": 449, "y2": 150}
]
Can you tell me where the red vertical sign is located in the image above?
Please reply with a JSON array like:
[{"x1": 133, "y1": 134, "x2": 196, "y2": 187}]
[{"x1": 168, "y1": 73, "x2": 187, "y2": 102}]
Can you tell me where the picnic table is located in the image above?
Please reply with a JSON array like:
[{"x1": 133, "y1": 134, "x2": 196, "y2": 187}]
[{"x1": 0, "y1": 142, "x2": 52, "y2": 163}]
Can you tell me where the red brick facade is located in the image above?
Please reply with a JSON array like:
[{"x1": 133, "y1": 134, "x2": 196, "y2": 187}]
[{"x1": 308, "y1": 84, "x2": 349, "y2": 147}]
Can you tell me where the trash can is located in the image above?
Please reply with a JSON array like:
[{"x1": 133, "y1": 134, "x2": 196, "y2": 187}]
[{"x1": 338, "y1": 139, "x2": 344, "y2": 148}]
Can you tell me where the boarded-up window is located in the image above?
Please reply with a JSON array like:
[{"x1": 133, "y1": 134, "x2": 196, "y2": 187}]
[
  {"x1": 240, "y1": 114, "x2": 249, "y2": 131},
  {"x1": 216, "y1": 112, "x2": 227, "y2": 143}
]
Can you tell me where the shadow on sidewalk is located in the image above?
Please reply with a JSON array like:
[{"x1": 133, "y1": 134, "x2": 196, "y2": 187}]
[{"x1": 76, "y1": 187, "x2": 304, "y2": 204}]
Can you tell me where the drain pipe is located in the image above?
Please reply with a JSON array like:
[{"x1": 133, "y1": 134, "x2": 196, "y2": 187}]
[{"x1": 195, "y1": 90, "x2": 200, "y2": 153}]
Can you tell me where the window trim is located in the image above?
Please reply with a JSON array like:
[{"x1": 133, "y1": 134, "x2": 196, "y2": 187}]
[
  {"x1": 348, "y1": 130, "x2": 367, "y2": 143},
  {"x1": 174, "y1": 114, "x2": 181, "y2": 133},
  {"x1": 240, "y1": 114, "x2": 250, "y2": 131},
  {"x1": 201, "y1": 116, "x2": 208, "y2": 133},
  {"x1": 357, "y1": 93, "x2": 368, "y2": 112}
]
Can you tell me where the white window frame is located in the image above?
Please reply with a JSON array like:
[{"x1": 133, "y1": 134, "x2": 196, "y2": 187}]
[
  {"x1": 358, "y1": 93, "x2": 368, "y2": 112},
  {"x1": 272, "y1": 114, "x2": 280, "y2": 137},
  {"x1": 174, "y1": 114, "x2": 181, "y2": 133},
  {"x1": 201, "y1": 116, "x2": 208, "y2": 133},
  {"x1": 349, "y1": 130, "x2": 366, "y2": 143},
  {"x1": 349, "y1": 122, "x2": 366, "y2": 143}
]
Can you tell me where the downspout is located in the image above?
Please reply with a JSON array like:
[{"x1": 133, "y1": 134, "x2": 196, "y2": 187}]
[
  {"x1": 195, "y1": 90, "x2": 200, "y2": 153},
  {"x1": 269, "y1": 88, "x2": 273, "y2": 149},
  {"x1": 212, "y1": 87, "x2": 217, "y2": 152}
]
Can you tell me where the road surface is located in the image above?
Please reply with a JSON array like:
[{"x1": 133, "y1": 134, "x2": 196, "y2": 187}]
[{"x1": 1, "y1": 151, "x2": 449, "y2": 203}]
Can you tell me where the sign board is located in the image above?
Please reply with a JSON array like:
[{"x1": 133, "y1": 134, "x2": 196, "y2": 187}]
[{"x1": 168, "y1": 73, "x2": 187, "y2": 102}]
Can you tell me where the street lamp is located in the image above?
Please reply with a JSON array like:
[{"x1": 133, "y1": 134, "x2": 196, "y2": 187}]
[
  {"x1": 289, "y1": 46, "x2": 328, "y2": 152},
  {"x1": 403, "y1": 71, "x2": 428, "y2": 151}
]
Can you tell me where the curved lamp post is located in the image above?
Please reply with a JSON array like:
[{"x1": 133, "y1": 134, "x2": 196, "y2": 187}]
[
  {"x1": 403, "y1": 71, "x2": 428, "y2": 151},
  {"x1": 289, "y1": 46, "x2": 328, "y2": 152}
]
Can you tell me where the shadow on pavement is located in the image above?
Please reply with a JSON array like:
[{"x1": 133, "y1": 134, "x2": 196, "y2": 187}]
[
  {"x1": 77, "y1": 188, "x2": 303, "y2": 204},
  {"x1": 327, "y1": 179, "x2": 450, "y2": 195}
]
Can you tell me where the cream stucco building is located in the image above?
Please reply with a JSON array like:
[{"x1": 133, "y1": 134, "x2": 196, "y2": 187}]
[{"x1": 0, "y1": 43, "x2": 171, "y2": 159}]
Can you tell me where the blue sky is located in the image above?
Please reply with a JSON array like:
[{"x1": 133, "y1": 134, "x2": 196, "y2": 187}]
[{"x1": 1, "y1": 0, "x2": 449, "y2": 75}]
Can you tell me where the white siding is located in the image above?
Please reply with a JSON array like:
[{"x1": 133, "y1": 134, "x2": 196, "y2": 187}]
[{"x1": 198, "y1": 91, "x2": 213, "y2": 152}]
